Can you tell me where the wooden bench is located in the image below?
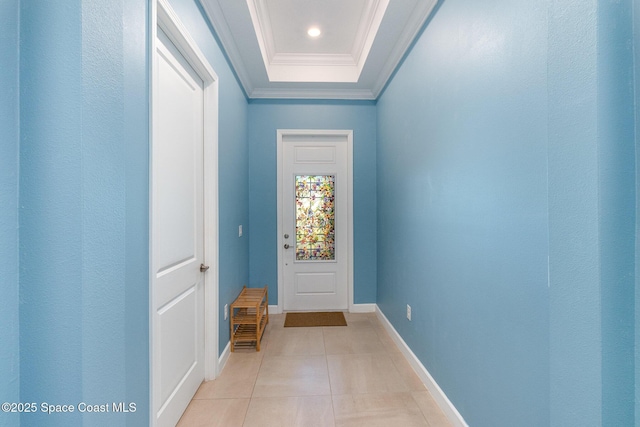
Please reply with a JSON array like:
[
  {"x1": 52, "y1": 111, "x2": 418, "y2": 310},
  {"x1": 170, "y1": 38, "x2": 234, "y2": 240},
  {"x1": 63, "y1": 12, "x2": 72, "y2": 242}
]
[{"x1": 230, "y1": 285, "x2": 268, "y2": 351}]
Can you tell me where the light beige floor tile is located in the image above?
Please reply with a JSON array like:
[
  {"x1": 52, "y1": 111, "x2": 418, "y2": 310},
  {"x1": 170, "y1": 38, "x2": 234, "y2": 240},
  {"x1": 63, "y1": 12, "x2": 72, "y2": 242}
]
[
  {"x1": 327, "y1": 353, "x2": 409, "y2": 395},
  {"x1": 264, "y1": 327, "x2": 325, "y2": 357},
  {"x1": 267, "y1": 313, "x2": 286, "y2": 330},
  {"x1": 194, "y1": 353, "x2": 262, "y2": 399},
  {"x1": 243, "y1": 396, "x2": 335, "y2": 427},
  {"x1": 411, "y1": 391, "x2": 454, "y2": 427},
  {"x1": 344, "y1": 312, "x2": 376, "y2": 319},
  {"x1": 255, "y1": 326, "x2": 272, "y2": 352},
  {"x1": 364, "y1": 312, "x2": 384, "y2": 325},
  {"x1": 368, "y1": 315, "x2": 394, "y2": 334},
  {"x1": 368, "y1": 322, "x2": 401, "y2": 353},
  {"x1": 176, "y1": 398, "x2": 249, "y2": 427},
  {"x1": 181, "y1": 311, "x2": 451, "y2": 427},
  {"x1": 378, "y1": 334, "x2": 402, "y2": 354},
  {"x1": 253, "y1": 354, "x2": 331, "y2": 397},
  {"x1": 332, "y1": 393, "x2": 429, "y2": 427},
  {"x1": 323, "y1": 328, "x2": 386, "y2": 355},
  {"x1": 341, "y1": 313, "x2": 377, "y2": 331},
  {"x1": 387, "y1": 350, "x2": 427, "y2": 391}
]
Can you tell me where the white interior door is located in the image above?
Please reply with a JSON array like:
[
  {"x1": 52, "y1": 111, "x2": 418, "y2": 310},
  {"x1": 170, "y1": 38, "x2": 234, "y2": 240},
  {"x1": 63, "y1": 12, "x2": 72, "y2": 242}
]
[
  {"x1": 152, "y1": 27, "x2": 205, "y2": 427},
  {"x1": 279, "y1": 130, "x2": 353, "y2": 311}
]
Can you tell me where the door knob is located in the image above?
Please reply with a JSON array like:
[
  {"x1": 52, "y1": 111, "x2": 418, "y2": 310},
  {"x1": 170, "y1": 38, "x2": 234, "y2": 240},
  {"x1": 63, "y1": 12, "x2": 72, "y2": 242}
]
[
  {"x1": 200, "y1": 264, "x2": 210, "y2": 272},
  {"x1": 284, "y1": 244, "x2": 291, "y2": 249}
]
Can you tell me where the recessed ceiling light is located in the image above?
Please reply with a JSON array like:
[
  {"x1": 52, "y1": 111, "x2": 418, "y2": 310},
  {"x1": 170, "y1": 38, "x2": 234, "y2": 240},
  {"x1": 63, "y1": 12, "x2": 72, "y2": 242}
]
[{"x1": 307, "y1": 27, "x2": 321, "y2": 38}]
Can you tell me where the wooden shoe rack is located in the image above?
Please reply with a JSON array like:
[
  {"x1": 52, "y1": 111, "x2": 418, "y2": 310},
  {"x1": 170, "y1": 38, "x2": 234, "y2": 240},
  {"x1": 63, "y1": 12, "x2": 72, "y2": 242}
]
[{"x1": 230, "y1": 285, "x2": 268, "y2": 351}]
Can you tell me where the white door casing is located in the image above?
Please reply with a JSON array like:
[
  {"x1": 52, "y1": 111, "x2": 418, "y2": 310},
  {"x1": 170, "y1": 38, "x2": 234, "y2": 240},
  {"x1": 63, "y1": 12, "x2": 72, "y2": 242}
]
[
  {"x1": 151, "y1": 1, "x2": 219, "y2": 426},
  {"x1": 277, "y1": 130, "x2": 354, "y2": 312}
]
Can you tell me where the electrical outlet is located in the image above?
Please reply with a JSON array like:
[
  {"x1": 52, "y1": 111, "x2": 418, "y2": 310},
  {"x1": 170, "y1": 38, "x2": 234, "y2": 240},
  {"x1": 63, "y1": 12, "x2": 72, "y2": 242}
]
[
  {"x1": 224, "y1": 304, "x2": 228, "y2": 320},
  {"x1": 407, "y1": 304, "x2": 412, "y2": 321},
  {"x1": 238, "y1": 225, "x2": 243, "y2": 237}
]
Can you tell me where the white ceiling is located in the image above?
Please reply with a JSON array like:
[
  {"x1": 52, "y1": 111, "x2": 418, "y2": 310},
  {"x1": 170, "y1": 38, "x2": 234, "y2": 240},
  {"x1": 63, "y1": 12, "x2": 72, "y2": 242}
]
[{"x1": 200, "y1": 0, "x2": 438, "y2": 100}]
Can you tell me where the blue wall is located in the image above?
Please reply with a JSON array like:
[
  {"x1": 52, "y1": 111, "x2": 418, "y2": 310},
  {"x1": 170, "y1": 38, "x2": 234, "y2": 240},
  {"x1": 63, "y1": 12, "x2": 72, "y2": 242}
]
[
  {"x1": 247, "y1": 100, "x2": 377, "y2": 306},
  {"x1": 636, "y1": 0, "x2": 640, "y2": 424},
  {"x1": 8, "y1": 0, "x2": 250, "y2": 424},
  {"x1": 167, "y1": 0, "x2": 250, "y2": 353},
  {"x1": 19, "y1": 1, "x2": 84, "y2": 425},
  {"x1": 546, "y1": 1, "x2": 601, "y2": 424},
  {"x1": 13, "y1": 0, "x2": 249, "y2": 424},
  {"x1": 548, "y1": 0, "x2": 636, "y2": 425},
  {"x1": 0, "y1": 1, "x2": 20, "y2": 426},
  {"x1": 18, "y1": 1, "x2": 149, "y2": 425},
  {"x1": 595, "y1": 0, "x2": 635, "y2": 423},
  {"x1": 4, "y1": 0, "x2": 638, "y2": 426},
  {"x1": 377, "y1": 0, "x2": 638, "y2": 426},
  {"x1": 377, "y1": 0, "x2": 550, "y2": 425}
]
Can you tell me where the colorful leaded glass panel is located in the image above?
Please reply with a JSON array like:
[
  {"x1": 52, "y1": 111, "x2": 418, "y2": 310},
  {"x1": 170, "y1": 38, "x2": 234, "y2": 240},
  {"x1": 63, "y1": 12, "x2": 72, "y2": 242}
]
[{"x1": 295, "y1": 175, "x2": 335, "y2": 261}]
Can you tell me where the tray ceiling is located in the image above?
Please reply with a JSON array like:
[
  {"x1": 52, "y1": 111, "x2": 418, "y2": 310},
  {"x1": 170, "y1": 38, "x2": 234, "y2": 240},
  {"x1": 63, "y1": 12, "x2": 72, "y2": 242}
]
[{"x1": 200, "y1": 0, "x2": 438, "y2": 99}]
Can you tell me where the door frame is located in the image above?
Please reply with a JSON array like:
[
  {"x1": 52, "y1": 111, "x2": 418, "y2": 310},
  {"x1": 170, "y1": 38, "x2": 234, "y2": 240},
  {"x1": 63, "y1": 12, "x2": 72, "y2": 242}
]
[
  {"x1": 150, "y1": 0, "x2": 219, "y2": 424},
  {"x1": 276, "y1": 129, "x2": 354, "y2": 313}
]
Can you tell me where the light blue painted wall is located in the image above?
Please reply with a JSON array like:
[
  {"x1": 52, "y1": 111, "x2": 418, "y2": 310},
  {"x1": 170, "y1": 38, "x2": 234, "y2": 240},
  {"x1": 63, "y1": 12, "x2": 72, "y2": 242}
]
[
  {"x1": 377, "y1": 0, "x2": 549, "y2": 425},
  {"x1": 19, "y1": 1, "x2": 149, "y2": 425},
  {"x1": 546, "y1": 1, "x2": 601, "y2": 424},
  {"x1": 167, "y1": 0, "x2": 250, "y2": 353},
  {"x1": 636, "y1": 1, "x2": 640, "y2": 424},
  {"x1": 548, "y1": 0, "x2": 636, "y2": 425},
  {"x1": 378, "y1": 0, "x2": 638, "y2": 426},
  {"x1": 16, "y1": 1, "x2": 249, "y2": 424},
  {"x1": 6, "y1": 1, "x2": 637, "y2": 426},
  {"x1": 19, "y1": 2, "x2": 84, "y2": 425},
  {"x1": 247, "y1": 100, "x2": 377, "y2": 305},
  {"x1": 0, "y1": 1, "x2": 20, "y2": 426},
  {"x1": 14, "y1": 0, "x2": 249, "y2": 421},
  {"x1": 595, "y1": 0, "x2": 635, "y2": 423}
]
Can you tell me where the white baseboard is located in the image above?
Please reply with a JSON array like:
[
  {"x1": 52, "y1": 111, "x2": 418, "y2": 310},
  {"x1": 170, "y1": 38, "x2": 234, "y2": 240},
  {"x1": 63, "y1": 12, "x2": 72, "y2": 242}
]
[
  {"x1": 375, "y1": 305, "x2": 468, "y2": 427},
  {"x1": 217, "y1": 341, "x2": 230, "y2": 376},
  {"x1": 349, "y1": 303, "x2": 377, "y2": 313},
  {"x1": 269, "y1": 304, "x2": 375, "y2": 314}
]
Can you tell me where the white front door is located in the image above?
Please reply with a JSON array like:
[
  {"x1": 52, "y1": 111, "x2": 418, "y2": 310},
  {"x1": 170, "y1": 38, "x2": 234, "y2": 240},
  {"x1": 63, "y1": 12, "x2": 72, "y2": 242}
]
[
  {"x1": 152, "y1": 27, "x2": 205, "y2": 427},
  {"x1": 279, "y1": 130, "x2": 353, "y2": 311}
]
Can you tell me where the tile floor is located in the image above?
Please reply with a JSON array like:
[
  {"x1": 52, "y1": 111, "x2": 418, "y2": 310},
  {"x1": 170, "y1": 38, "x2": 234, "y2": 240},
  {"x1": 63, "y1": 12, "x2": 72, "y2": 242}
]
[{"x1": 177, "y1": 312, "x2": 453, "y2": 427}]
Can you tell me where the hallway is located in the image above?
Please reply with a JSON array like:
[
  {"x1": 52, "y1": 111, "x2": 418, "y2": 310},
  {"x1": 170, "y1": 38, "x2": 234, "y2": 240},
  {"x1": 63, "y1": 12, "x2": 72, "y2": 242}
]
[
  {"x1": 5, "y1": 1, "x2": 639, "y2": 425},
  {"x1": 177, "y1": 312, "x2": 452, "y2": 427}
]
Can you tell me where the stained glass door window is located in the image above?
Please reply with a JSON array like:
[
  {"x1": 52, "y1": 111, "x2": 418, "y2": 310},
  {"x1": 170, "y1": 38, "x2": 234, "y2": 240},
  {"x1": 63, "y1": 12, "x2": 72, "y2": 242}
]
[{"x1": 295, "y1": 175, "x2": 335, "y2": 261}]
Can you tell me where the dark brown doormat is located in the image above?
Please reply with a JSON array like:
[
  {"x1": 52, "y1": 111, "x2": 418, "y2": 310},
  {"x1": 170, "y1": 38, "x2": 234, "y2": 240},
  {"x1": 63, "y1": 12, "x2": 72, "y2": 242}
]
[{"x1": 284, "y1": 312, "x2": 347, "y2": 327}]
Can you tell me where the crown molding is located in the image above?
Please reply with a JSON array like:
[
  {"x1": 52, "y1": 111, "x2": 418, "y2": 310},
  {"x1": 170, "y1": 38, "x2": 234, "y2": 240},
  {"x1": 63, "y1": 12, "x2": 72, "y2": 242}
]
[
  {"x1": 199, "y1": 0, "x2": 255, "y2": 94},
  {"x1": 247, "y1": 0, "x2": 388, "y2": 84},
  {"x1": 200, "y1": 0, "x2": 439, "y2": 100},
  {"x1": 352, "y1": 0, "x2": 389, "y2": 71},
  {"x1": 371, "y1": 0, "x2": 438, "y2": 96},
  {"x1": 249, "y1": 87, "x2": 376, "y2": 100}
]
